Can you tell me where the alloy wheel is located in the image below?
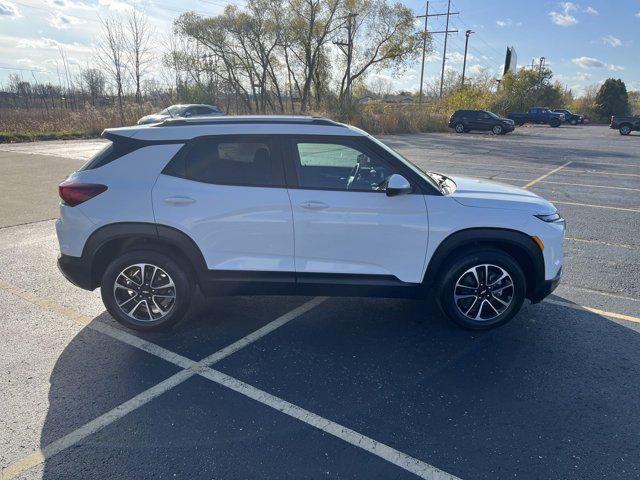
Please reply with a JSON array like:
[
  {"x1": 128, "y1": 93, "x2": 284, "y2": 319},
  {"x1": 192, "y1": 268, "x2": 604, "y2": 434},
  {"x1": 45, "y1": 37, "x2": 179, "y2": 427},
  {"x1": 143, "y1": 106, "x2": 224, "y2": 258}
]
[
  {"x1": 454, "y1": 264, "x2": 514, "y2": 322},
  {"x1": 113, "y1": 263, "x2": 176, "y2": 322}
]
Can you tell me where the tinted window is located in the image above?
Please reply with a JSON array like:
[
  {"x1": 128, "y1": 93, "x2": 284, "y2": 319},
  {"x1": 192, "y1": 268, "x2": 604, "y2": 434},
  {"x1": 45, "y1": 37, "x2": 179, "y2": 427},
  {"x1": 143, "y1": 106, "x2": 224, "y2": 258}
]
[
  {"x1": 192, "y1": 106, "x2": 212, "y2": 115},
  {"x1": 180, "y1": 138, "x2": 283, "y2": 187},
  {"x1": 294, "y1": 141, "x2": 393, "y2": 192},
  {"x1": 80, "y1": 138, "x2": 148, "y2": 170}
]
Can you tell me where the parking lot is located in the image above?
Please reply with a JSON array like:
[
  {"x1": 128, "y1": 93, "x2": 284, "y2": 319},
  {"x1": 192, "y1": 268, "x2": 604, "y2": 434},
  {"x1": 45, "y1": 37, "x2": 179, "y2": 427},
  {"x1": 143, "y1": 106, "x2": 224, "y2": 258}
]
[{"x1": 1, "y1": 125, "x2": 639, "y2": 479}]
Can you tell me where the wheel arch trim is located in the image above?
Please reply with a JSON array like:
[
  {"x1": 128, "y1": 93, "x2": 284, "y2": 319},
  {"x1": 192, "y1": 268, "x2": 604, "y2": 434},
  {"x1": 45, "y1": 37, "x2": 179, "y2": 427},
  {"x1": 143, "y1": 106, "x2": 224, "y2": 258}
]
[
  {"x1": 423, "y1": 227, "x2": 545, "y2": 296},
  {"x1": 82, "y1": 222, "x2": 208, "y2": 289}
]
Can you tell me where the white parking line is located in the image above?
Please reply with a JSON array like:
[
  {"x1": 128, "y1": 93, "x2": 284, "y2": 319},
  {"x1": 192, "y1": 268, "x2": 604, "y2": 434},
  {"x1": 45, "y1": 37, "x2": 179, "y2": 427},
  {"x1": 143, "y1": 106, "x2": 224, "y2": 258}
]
[
  {"x1": 200, "y1": 367, "x2": 459, "y2": 480},
  {"x1": 549, "y1": 200, "x2": 640, "y2": 213},
  {"x1": 493, "y1": 178, "x2": 640, "y2": 192},
  {"x1": 1, "y1": 290, "x2": 460, "y2": 480},
  {"x1": 0, "y1": 293, "x2": 325, "y2": 479}
]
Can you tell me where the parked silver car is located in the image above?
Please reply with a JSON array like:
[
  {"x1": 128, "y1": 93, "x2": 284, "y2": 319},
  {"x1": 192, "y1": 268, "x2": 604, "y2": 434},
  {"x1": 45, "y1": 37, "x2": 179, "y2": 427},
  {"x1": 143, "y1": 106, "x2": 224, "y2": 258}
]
[{"x1": 137, "y1": 104, "x2": 224, "y2": 125}]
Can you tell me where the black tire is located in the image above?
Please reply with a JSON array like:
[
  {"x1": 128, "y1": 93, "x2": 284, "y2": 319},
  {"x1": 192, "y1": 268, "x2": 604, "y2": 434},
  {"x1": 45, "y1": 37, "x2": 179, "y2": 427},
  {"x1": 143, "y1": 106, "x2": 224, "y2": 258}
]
[
  {"x1": 619, "y1": 124, "x2": 632, "y2": 136},
  {"x1": 549, "y1": 118, "x2": 561, "y2": 128},
  {"x1": 454, "y1": 122, "x2": 466, "y2": 134},
  {"x1": 437, "y1": 249, "x2": 526, "y2": 330},
  {"x1": 101, "y1": 249, "x2": 193, "y2": 331},
  {"x1": 491, "y1": 124, "x2": 503, "y2": 135}
]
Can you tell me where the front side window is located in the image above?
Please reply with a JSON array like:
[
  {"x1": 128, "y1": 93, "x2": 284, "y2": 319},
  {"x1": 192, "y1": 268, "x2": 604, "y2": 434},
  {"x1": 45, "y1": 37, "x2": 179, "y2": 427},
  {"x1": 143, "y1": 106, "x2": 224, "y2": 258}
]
[
  {"x1": 294, "y1": 141, "x2": 393, "y2": 191},
  {"x1": 179, "y1": 138, "x2": 283, "y2": 187}
]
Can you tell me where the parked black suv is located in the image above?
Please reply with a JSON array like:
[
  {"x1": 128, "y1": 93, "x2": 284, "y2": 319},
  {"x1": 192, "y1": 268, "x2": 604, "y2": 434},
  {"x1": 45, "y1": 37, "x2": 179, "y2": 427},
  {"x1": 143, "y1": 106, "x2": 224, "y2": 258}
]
[
  {"x1": 449, "y1": 110, "x2": 516, "y2": 135},
  {"x1": 553, "y1": 109, "x2": 584, "y2": 125}
]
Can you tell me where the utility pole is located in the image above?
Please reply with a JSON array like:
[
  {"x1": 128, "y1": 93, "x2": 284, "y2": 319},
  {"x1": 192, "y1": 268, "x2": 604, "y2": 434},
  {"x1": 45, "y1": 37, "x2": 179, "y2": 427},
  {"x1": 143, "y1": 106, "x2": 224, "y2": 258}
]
[
  {"x1": 439, "y1": 0, "x2": 452, "y2": 97},
  {"x1": 416, "y1": 3, "x2": 458, "y2": 102},
  {"x1": 461, "y1": 29, "x2": 474, "y2": 88},
  {"x1": 538, "y1": 56, "x2": 545, "y2": 78},
  {"x1": 417, "y1": 1, "x2": 429, "y2": 103},
  {"x1": 335, "y1": 13, "x2": 358, "y2": 106}
]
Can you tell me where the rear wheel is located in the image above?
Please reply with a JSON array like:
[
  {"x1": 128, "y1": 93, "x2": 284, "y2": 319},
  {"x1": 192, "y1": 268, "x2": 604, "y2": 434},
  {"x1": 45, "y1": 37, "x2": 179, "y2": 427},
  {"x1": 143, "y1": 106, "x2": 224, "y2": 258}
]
[
  {"x1": 570, "y1": 118, "x2": 578, "y2": 125},
  {"x1": 549, "y1": 118, "x2": 561, "y2": 128},
  {"x1": 101, "y1": 250, "x2": 193, "y2": 331},
  {"x1": 620, "y1": 124, "x2": 632, "y2": 135},
  {"x1": 454, "y1": 122, "x2": 465, "y2": 133},
  {"x1": 492, "y1": 124, "x2": 503, "y2": 135},
  {"x1": 438, "y1": 249, "x2": 526, "y2": 330}
]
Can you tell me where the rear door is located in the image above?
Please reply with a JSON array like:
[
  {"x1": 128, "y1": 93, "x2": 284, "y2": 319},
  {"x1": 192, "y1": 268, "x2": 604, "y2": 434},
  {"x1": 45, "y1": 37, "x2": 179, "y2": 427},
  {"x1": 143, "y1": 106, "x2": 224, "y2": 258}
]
[
  {"x1": 476, "y1": 111, "x2": 492, "y2": 130},
  {"x1": 153, "y1": 135, "x2": 294, "y2": 276},
  {"x1": 284, "y1": 136, "x2": 429, "y2": 284}
]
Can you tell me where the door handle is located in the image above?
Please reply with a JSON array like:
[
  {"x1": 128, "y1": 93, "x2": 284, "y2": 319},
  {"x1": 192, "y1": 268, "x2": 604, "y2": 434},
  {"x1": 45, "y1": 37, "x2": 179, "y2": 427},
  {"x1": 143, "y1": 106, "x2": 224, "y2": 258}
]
[
  {"x1": 164, "y1": 195, "x2": 195, "y2": 205},
  {"x1": 300, "y1": 201, "x2": 329, "y2": 210}
]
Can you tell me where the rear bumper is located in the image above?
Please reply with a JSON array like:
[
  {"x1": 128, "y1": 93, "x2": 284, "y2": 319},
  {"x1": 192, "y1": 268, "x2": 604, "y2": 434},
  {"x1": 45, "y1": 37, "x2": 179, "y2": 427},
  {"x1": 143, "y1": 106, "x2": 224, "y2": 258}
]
[
  {"x1": 57, "y1": 253, "x2": 94, "y2": 290},
  {"x1": 529, "y1": 268, "x2": 562, "y2": 303}
]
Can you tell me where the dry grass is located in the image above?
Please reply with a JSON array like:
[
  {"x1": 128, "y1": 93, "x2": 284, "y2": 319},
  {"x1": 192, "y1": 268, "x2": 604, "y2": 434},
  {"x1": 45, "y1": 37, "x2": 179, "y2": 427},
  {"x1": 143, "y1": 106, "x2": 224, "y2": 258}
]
[
  {"x1": 0, "y1": 102, "x2": 156, "y2": 142},
  {"x1": 0, "y1": 101, "x2": 449, "y2": 142}
]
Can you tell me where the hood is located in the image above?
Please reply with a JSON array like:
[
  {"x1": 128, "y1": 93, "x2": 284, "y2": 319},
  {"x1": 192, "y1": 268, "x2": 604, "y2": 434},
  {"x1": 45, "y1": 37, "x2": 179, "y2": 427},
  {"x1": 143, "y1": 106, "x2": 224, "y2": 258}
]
[
  {"x1": 446, "y1": 175, "x2": 557, "y2": 214},
  {"x1": 137, "y1": 113, "x2": 170, "y2": 125}
]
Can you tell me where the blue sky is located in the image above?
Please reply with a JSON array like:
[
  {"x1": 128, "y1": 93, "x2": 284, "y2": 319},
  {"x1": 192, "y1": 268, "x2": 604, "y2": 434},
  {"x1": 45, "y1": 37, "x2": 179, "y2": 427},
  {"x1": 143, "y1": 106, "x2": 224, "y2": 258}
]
[{"x1": 0, "y1": 0, "x2": 638, "y2": 95}]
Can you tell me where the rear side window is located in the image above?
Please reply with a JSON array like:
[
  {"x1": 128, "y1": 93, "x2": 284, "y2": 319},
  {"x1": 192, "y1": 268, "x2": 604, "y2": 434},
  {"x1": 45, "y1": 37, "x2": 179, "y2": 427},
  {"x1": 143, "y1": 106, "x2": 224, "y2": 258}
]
[
  {"x1": 168, "y1": 137, "x2": 284, "y2": 187},
  {"x1": 80, "y1": 136, "x2": 154, "y2": 170}
]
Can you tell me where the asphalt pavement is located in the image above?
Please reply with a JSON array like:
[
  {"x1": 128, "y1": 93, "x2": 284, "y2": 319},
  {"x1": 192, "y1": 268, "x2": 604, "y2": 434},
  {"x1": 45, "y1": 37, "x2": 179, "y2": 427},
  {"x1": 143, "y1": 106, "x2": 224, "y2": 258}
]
[{"x1": 0, "y1": 124, "x2": 639, "y2": 480}]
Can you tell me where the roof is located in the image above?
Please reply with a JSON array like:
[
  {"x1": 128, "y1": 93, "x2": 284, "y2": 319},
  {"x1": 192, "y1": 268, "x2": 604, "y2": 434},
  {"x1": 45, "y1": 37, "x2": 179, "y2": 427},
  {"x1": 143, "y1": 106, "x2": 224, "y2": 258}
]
[{"x1": 104, "y1": 115, "x2": 363, "y2": 142}]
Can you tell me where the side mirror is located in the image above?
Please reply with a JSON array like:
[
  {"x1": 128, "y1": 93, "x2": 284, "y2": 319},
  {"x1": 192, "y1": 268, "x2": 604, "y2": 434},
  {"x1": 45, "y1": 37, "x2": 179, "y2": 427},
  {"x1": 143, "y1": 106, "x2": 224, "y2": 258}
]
[{"x1": 385, "y1": 174, "x2": 412, "y2": 197}]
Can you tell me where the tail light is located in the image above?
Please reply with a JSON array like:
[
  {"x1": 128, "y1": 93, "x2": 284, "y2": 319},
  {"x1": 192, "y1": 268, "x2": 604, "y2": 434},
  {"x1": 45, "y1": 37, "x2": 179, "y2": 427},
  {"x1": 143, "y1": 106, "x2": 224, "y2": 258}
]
[
  {"x1": 611, "y1": 116, "x2": 615, "y2": 123},
  {"x1": 58, "y1": 181, "x2": 107, "y2": 207}
]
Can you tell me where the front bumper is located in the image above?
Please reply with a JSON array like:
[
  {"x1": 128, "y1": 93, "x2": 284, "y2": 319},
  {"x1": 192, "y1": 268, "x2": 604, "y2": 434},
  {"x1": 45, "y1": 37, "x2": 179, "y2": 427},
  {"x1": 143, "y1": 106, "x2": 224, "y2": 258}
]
[
  {"x1": 57, "y1": 254, "x2": 94, "y2": 290},
  {"x1": 529, "y1": 267, "x2": 562, "y2": 303}
]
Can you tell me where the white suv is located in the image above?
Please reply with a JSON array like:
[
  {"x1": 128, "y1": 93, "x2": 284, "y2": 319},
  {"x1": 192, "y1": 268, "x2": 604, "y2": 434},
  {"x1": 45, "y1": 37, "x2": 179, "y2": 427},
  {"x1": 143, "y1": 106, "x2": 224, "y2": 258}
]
[{"x1": 56, "y1": 116, "x2": 564, "y2": 331}]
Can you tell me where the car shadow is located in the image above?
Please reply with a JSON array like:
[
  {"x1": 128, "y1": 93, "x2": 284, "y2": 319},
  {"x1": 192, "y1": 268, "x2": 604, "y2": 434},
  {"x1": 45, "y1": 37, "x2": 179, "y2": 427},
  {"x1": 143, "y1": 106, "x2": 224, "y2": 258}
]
[{"x1": 37, "y1": 296, "x2": 640, "y2": 479}]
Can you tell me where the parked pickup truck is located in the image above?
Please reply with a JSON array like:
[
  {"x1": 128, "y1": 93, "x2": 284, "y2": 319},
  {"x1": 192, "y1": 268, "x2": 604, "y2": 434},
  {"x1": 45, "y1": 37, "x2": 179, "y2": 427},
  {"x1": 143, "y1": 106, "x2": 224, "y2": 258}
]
[
  {"x1": 610, "y1": 115, "x2": 640, "y2": 135},
  {"x1": 507, "y1": 107, "x2": 564, "y2": 127},
  {"x1": 553, "y1": 109, "x2": 584, "y2": 125}
]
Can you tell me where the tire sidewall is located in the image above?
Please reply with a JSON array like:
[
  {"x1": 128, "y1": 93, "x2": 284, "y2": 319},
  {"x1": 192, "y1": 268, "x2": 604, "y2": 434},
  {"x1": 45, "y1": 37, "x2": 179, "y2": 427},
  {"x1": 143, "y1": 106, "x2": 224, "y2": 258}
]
[
  {"x1": 101, "y1": 250, "x2": 193, "y2": 331},
  {"x1": 492, "y1": 125, "x2": 503, "y2": 135},
  {"x1": 438, "y1": 249, "x2": 526, "y2": 330},
  {"x1": 620, "y1": 125, "x2": 631, "y2": 135},
  {"x1": 455, "y1": 123, "x2": 465, "y2": 133}
]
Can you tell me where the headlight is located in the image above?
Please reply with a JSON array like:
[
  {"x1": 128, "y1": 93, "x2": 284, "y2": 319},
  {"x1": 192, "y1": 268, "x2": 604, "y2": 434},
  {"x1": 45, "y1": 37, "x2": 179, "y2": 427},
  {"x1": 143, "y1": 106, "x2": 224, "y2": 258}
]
[{"x1": 535, "y1": 213, "x2": 563, "y2": 223}]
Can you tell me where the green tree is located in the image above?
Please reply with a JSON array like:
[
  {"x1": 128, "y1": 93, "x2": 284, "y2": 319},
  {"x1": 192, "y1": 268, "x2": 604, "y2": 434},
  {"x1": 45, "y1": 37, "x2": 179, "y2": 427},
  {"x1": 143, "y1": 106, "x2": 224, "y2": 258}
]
[{"x1": 595, "y1": 78, "x2": 629, "y2": 117}]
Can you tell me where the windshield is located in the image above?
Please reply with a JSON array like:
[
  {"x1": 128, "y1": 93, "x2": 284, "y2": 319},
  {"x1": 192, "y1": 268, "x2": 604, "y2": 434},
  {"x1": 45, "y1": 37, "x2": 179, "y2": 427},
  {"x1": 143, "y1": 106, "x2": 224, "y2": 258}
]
[
  {"x1": 366, "y1": 134, "x2": 441, "y2": 191},
  {"x1": 159, "y1": 106, "x2": 187, "y2": 116},
  {"x1": 486, "y1": 111, "x2": 501, "y2": 119}
]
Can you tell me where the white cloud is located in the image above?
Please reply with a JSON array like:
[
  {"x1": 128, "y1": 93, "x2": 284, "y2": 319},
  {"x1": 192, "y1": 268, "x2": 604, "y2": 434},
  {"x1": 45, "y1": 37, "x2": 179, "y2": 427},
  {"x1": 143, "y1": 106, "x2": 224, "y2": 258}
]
[
  {"x1": 636, "y1": 11, "x2": 640, "y2": 18},
  {"x1": 50, "y1": 11, "x2": 81, "y2": 29},
  {"x1": 601, "y1": 35, "x2": 630, "y2": 47},
  {"x1": 576, "y1": 71, "x2": 592, "y2": 80},
  {"x1": 549, "y1": 2, "x2": 578, "y2": 26},
  {"x1": 496, "y1": 18, "x2": 522, "y2": 28},
  {"x1": 584, "y1": 6, "x2": 598, "y2": 15},
  {"x1": 572, "y1": 56, "x2": 624, "y2": 71},
  {"x1": 0, "y1": 0, "x2": 20, "y2": 18},
  {"x1": 448, "y1": 51, "x2": 474, "y2": 64},
  {"x1": 16, "y1": 58, "x2": 47, "y2": 72},
  {"x1": 98, "y1": 0, "x2": 133, "y2": 13}
]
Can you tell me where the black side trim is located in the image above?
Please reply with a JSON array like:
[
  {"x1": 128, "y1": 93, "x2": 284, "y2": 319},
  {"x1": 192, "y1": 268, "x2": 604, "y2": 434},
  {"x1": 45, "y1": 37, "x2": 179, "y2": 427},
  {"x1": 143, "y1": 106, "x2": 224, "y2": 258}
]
[
  {"x1": 423, "y1": 228, "x2": 546, "y2": 296},
  {"x1": 155, "y1": 117, "x2": 345, "y2": 128},
  {"x1": 530, "y1": 267, "x2": 561, "y2": 303},
  {"x1": 80, "y1": 222, "x2": 209, "y2": 290},
  {"x1": 296, "y1": 272, "x2": 423, "y2": 298},
  {"x1": 58, "y1": 254, "x2": 93, "y2": 290}
]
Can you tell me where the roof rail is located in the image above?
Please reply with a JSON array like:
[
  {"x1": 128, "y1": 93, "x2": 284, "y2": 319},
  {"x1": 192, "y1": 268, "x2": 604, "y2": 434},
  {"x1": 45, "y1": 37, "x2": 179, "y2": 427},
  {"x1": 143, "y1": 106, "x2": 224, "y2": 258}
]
[{"x1": 154, "y1": 115, "x2": 345, "y2": 128}]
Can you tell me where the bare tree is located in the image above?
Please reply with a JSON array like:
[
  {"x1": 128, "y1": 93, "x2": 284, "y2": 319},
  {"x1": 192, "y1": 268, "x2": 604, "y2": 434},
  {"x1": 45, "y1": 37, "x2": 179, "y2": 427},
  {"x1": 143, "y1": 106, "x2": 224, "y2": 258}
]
[
  {"x1": 80, "y1": 68, "x2": 107, "y2": 106},
  {"x1": 98, "y1": 17, "x2": 127, "y2": 123},
  {"x1": 126, "y1": 8, "x2": 155, "y2": 103}
]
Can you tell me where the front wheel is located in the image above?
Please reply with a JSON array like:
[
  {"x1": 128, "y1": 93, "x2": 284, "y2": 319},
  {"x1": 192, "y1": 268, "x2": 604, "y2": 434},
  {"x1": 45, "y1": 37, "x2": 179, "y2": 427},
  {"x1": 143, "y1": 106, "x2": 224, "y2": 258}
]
[
  {"x1": 492, "y1": 125, "x2": 503, "y2": 135},
  {"x1": 454, "y1": 122, "x2": 466, "y2": 133},
  {"x1": 437, "y1": 249, "x2": 526, "y2": 330},
  {"x1": 101, "y1": 250, "x2": 193, "y2": 331},
  {"x1": 620, "y1": 124, "x2": 632, "y2": 135},
  {"x1": 549, "y1": 119, "x2": 561, "y2": 128},
  {"x1": 570, "y1": 119, "x2": 578, "y2": 126}
]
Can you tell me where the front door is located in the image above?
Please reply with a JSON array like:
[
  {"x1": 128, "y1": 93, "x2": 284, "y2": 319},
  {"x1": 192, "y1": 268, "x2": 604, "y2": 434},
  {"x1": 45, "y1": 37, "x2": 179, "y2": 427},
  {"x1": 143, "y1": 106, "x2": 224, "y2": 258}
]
[
  {"x1": 153, "y1": 136, "x2": 294, "y2": 276},
  {"x1": 285, "y1": 137, "x2": 429, "y2": 284}
]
